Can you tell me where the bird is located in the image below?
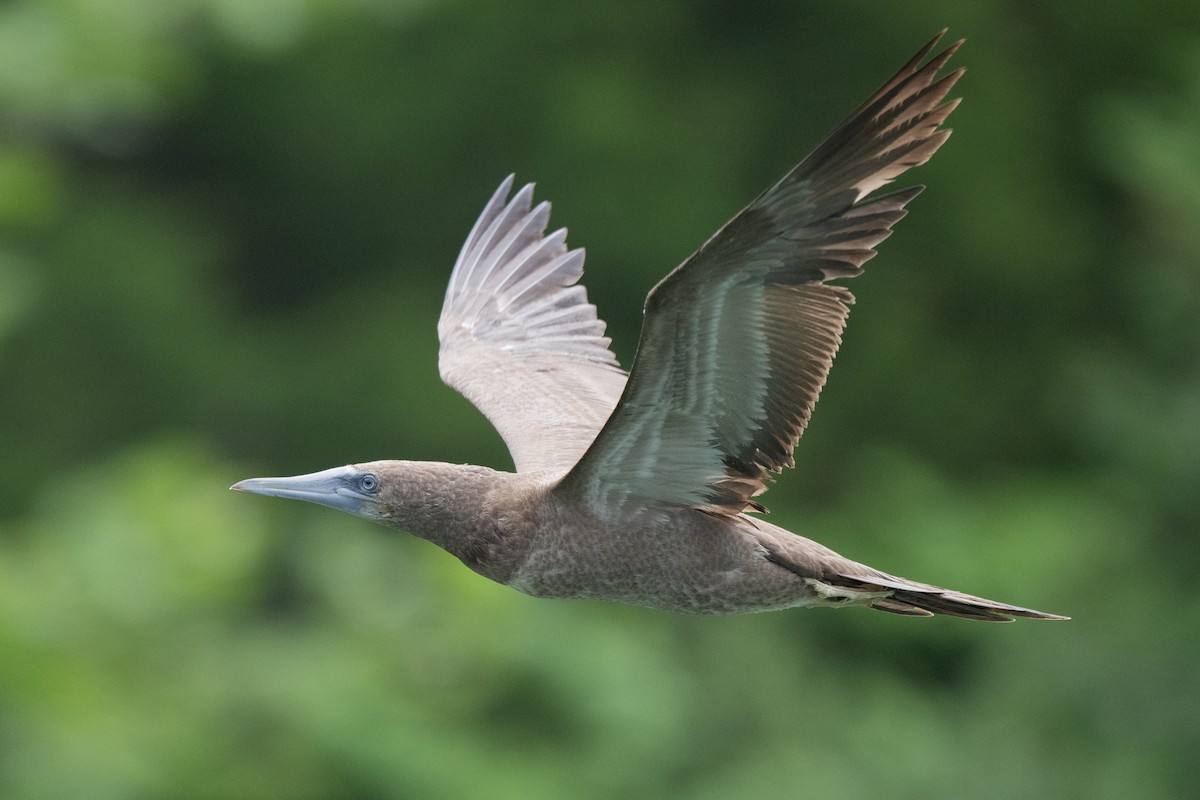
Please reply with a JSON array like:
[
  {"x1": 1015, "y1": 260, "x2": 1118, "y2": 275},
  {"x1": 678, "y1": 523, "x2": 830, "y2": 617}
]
[{"x1": 232, "y1": 31, "x2": 1067, "y2": 622}]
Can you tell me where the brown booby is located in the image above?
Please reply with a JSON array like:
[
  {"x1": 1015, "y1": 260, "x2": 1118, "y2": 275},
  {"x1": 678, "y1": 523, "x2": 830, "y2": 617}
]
[{"x1": 233, "y1": 32, "x2": 1067, "y2": 621}]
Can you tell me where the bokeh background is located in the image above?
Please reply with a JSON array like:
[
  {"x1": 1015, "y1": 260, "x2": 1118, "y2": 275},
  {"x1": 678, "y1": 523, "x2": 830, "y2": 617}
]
[{"x1": 1, "y1": 0, "x2": 1198, "y2": 797}]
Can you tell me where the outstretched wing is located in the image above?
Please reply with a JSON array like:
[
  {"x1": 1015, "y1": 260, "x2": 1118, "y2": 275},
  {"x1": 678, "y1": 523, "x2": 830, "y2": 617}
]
[
  {"x1": 561, "y1": 32, "x2": 962, "y2": 514},
  {"x1": 438, "y1": 177, "x2": 628, "y2": 474}
]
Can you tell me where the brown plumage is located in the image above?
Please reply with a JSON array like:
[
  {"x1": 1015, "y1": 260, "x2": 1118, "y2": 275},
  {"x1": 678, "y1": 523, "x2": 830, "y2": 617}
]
[{"x1": 232, "y1": 32, "x2": 1067, "y2": 622}]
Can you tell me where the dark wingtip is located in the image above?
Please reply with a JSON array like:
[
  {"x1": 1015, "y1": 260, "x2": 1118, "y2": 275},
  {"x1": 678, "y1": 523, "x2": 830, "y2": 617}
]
[{"x1": 912, "y1": 29, "x2": 963, "y2": 71}]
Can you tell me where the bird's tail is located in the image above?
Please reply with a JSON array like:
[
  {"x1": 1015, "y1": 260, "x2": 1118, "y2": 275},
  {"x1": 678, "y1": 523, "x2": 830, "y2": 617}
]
[
  {"x1": 756, "y1": 525, "x2": 1067, "y2": 622},
  {"x1": 830, "y1": 571, "x2": 1069, "y2": 622}
]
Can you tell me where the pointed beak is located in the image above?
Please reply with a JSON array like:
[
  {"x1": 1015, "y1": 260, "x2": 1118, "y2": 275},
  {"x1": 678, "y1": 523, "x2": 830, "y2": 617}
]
[{"x1": 230, "y1": 465, "x2": 376, "y2": 516}]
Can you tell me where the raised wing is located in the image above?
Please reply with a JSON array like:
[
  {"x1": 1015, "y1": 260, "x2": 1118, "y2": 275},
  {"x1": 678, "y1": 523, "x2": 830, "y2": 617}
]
[
  {"x1": 438, "y1": 177, "x2": 628, "y2": 474},
  {"x1": 561, "y1": 32, "x2": 962, "y2": 514}
]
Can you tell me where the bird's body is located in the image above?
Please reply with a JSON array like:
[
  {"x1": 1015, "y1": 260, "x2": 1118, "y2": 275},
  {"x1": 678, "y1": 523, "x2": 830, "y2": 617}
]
[
  {"x1": 234, "y1": 32, "x2": 1066, "y2": 622},
  {"x1": 420, "y1": 467, "x2": 811, "y2": 615},
  {"x1": 509, "y1": 508, "x2": 884, "y2": 616}
]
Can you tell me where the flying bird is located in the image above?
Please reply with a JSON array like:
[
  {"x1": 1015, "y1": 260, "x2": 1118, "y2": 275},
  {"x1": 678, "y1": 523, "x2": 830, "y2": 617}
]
[{"x1": 233, "y1": 32, "x2": 1066, "y2": 621}]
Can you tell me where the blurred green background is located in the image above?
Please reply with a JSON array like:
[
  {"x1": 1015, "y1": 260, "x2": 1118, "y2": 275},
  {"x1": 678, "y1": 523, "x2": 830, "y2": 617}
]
[{"x1": 1, "y1": 0, "x2": 1198, "y2": 797}]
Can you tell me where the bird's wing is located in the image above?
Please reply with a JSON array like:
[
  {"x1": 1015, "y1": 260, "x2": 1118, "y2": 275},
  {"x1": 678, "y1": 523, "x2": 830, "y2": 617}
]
[
  {"x1": 438, "y1": 176, "x2": 628, "y2": 474},
  {"x1": 560, "y1": 32, "x2": 962, "y2": 515}
]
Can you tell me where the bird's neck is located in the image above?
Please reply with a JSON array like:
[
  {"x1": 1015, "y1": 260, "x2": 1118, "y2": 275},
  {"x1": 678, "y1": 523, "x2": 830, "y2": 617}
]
[{"x1": 377, "y1": 461, "x2": 532, "y2": 577}]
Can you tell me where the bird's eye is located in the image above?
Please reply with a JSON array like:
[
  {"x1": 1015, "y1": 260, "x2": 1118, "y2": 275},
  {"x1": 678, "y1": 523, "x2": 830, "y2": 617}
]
[{"x1": 358, "y1": 473, "x2": 380, "y2": 493}]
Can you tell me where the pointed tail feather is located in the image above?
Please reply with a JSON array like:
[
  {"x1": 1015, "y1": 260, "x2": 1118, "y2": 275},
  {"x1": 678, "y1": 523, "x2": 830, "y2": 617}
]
[
  {"x1": 839, "y1": 572, "x2": 1069, "y2": 622},
  {"x1": 756, "y1": 526, "x2": 1067, "y2": 622}
]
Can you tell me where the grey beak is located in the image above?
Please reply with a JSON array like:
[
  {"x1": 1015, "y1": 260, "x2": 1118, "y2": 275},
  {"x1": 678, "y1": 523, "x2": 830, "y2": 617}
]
[{"x1": 230, "y1": 465, "x2": 372, "y2": 515}]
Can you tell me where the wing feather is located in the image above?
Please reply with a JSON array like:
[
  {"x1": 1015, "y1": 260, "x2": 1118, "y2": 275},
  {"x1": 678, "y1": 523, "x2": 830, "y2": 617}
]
[
  {"x1": 438, "y1": 177, "x2": 627, "y2": 474},
  {"x1": 561, "y1": 32, "x2": 963, "y2": 514}
]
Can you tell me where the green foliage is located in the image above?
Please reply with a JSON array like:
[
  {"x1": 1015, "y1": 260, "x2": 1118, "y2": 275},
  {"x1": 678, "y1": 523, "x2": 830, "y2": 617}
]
[{"x1": 1, "y1": 1, "x2": 1197, "y2": 797}]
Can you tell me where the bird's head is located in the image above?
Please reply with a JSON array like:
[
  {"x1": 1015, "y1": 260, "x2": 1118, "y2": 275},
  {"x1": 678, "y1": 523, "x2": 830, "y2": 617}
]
[
  {"x1": 230, "y1": 459, "x2": 505, "y2": 551},
  {"x1": 230, "y1": 463, "x2": 392, "y2": 522}
]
